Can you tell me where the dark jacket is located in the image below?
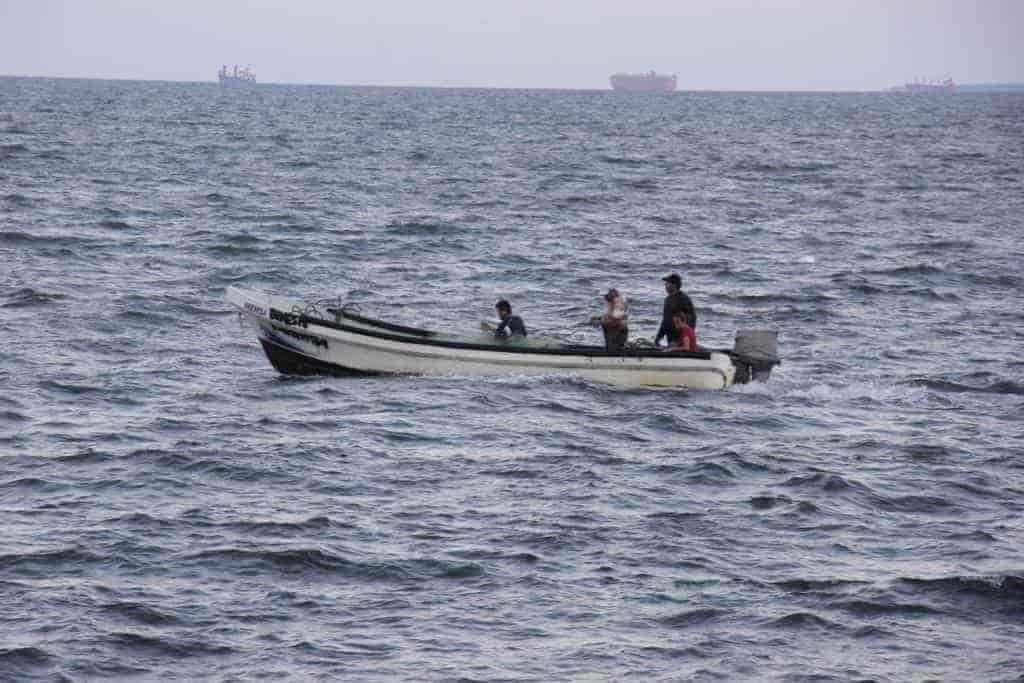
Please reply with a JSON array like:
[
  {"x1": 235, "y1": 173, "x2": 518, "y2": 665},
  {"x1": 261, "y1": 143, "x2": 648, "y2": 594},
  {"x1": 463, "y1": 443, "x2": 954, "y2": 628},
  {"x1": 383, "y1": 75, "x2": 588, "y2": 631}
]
[
  {"x1": 655, "y1": 291, "x2": 696, "y2": 344},
  {"x1": 495, "y1": 315, "x2": 527, "y2": 339}
]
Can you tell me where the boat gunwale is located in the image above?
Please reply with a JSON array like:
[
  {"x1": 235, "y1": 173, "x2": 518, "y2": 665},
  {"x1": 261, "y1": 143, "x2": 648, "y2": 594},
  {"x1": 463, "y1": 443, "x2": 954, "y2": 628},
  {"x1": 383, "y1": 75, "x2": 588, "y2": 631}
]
[
  {"x1": 326, "y1": 307, "x2": 436, "y2": 339},
  {"x1": 271, "y1": 307, "x2": 718, "y2": 362}
]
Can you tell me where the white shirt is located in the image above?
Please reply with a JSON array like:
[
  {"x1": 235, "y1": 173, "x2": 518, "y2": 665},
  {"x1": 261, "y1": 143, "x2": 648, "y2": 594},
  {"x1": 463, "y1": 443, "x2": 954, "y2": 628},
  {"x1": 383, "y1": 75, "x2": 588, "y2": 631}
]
[{"x1": 605, "y1": 295, "x2": 630, "y2": 321}]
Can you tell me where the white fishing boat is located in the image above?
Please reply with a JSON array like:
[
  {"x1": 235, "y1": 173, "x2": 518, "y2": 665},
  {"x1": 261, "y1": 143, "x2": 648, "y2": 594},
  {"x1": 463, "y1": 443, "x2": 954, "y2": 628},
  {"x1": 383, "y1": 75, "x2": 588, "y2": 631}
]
[{"x1": 226, "y1": 287, "x2": 779, "y2": 390}]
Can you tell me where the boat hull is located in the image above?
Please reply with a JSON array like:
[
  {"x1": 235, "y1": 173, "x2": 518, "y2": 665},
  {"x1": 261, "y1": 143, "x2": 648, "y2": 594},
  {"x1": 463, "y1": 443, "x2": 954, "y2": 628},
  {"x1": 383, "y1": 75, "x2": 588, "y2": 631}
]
[{"x1": 228, "y1": 287, "x2": 739, "y2": 389}]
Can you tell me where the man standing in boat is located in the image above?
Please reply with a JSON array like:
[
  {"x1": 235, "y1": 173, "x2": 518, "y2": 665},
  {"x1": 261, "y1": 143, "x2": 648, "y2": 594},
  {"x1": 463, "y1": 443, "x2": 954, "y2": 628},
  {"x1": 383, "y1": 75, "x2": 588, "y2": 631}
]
[
  {"x1": 493, "y1": 300, "x2": 527, "y2": 340},
  {"x1": 654, "y1": 273, "x2": 696, "y2": 347}
]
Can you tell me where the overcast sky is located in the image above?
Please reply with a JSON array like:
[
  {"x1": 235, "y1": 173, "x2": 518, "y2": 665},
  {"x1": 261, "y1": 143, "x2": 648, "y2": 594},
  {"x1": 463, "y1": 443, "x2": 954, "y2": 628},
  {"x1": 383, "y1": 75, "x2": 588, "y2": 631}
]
[{"x1": 2, "y1": 0, "x2": 1022, "y2": 90}]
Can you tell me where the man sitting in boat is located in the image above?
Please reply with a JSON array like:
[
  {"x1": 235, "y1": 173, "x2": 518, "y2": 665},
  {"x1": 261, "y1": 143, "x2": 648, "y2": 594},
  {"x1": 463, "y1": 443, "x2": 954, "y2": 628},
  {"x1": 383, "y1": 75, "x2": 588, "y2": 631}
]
[
  {"x1": 598, "y1": 288, "x2": 629, "y2": 351},
  {"x1": 493, "y1": 300, "x2": 527, "y2": 340},
  {"x1": 662, "y1": 311, "x2": 698, "y2": 352},
  {"x1": 654, "y1": 273, "x2": 696, "y2": 347}
]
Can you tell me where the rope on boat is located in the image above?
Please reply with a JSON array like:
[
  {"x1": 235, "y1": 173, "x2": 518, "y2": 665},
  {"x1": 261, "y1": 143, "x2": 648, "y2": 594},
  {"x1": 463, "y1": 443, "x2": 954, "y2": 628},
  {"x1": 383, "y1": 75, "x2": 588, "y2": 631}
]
[{"x1": 289, "y1": 296, "x2": 352, "y2": 324}]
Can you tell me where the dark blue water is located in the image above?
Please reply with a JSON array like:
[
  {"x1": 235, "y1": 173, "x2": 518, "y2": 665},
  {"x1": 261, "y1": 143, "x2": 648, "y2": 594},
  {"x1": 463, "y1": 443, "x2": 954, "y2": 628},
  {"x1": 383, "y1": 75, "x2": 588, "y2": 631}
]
[{"x1": 2, "y1": 77, "x2": 1023, "y2": 680}]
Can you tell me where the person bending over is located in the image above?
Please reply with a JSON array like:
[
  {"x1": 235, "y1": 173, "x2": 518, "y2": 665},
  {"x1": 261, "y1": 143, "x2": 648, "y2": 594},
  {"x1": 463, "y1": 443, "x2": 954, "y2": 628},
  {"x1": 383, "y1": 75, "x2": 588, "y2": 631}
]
[{"x1": 599, "y1": 288, "x2": 629, "y2": 351}]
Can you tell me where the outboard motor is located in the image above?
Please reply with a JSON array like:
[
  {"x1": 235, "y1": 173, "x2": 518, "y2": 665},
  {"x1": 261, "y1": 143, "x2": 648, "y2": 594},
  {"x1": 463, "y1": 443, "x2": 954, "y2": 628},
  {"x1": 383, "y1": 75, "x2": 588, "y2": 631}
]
[{"x1": 731, "y1": 330, "x2": 780, "y2": 383}]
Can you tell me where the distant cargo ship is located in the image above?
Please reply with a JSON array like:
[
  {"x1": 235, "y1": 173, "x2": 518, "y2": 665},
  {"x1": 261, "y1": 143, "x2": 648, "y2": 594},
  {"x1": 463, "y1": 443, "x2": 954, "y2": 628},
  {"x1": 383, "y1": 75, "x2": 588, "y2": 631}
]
[
  {"x1": 218, "y1": 65, "x2": 256, "y2": 85},
  {"x1": 610, "y1": 71, "x2": 677, "y2": 92},
  {"x1": 889, "y1": 77, "x2": 955, "y2": 93}
]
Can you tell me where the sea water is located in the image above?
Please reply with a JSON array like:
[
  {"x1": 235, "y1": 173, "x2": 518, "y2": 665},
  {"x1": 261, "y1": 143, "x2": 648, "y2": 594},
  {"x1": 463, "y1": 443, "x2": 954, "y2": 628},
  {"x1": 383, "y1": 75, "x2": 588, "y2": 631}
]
[{"x1": 1, "y1": 77, "x2": 1023, "y2": 680}]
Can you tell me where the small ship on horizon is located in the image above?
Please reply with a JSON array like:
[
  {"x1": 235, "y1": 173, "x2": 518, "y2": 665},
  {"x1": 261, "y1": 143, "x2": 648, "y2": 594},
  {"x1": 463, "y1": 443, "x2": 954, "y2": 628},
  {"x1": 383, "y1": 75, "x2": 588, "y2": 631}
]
[
  {"x1": 218, "y1": 65, "x2": 256, "y2": 85},
  {"x1": 610, "y1": 71, "x2": 677, "y2": 92},
  {"x1": 888, "y1": 77, "x2": 955, "y2": 92}
]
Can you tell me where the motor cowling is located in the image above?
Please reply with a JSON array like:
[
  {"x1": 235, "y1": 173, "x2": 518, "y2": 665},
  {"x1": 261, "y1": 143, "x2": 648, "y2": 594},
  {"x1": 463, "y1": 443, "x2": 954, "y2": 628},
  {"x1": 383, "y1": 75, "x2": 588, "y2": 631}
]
[{"x1": 732, "y1": 330, "x2": 780, "y2": 383}]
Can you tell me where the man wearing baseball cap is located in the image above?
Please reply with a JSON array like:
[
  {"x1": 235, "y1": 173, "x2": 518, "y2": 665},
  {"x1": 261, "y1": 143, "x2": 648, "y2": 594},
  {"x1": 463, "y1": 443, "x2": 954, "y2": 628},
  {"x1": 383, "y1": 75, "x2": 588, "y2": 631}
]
[{"x1": 654, "y1": 273, "x2": 697, "y2": 347}]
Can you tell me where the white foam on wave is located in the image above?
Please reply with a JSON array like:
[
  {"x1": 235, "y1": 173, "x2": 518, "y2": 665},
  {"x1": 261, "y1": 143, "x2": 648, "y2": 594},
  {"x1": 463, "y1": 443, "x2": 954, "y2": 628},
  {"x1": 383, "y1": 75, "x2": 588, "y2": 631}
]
[{"x1": 730, "y1": 371, "x2": 944, "y2": 410}]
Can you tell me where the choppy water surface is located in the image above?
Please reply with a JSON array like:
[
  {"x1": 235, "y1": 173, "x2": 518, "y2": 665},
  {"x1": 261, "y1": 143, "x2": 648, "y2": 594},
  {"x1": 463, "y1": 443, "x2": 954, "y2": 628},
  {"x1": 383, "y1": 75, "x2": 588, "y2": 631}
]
[{"x1": 2, "y1": 77, "x2": 1023, "y2": 680}]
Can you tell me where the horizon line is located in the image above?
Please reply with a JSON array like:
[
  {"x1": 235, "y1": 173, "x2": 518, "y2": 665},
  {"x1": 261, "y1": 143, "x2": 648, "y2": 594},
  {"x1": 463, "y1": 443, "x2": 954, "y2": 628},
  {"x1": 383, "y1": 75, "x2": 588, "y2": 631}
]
[{"x1": 3, "y1": 73, "x2": 1022, "y2": 93}]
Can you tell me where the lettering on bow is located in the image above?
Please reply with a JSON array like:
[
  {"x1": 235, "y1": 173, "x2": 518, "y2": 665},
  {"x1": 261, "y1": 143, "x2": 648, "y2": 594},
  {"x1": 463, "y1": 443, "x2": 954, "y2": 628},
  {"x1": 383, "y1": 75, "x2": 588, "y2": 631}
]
[{"x1": 269, "y1": 307, "x2": 309, "y2": 328}]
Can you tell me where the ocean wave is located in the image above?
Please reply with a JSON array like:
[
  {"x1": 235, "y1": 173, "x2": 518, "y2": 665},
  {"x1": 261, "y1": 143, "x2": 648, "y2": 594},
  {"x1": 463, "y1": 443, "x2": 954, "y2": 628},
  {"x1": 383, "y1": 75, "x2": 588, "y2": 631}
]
[
  {"x1": 781, "y1": 471, "x2": 866, "y2": 493},
  {"x1": 35, "y1": 149, "x2": 67, "y2": 161},
  {"x1": 558, "y1": 193, "x2": 621, "y2": 205},
  {"x1": 51, "y1": 447, "x2": 114, "y2": 465},
  {"x1": 177, "y1": 457, "x2": 297, "y2": 483},
  {"x1": 0, "y1": 143, "x2": 29, "y2": 156},
  {"x1": 385, "y1": 218, "x2": 461, "y2": 234},
  {"x1": 0, "y1": 230, "x2": 42, "y2": 245},
  {"x1": 616, "y1": 178, "x2": 659, "y2": 191},
  {"x1": 832, "y1": 599, "x2": 940, "y2": 616},
  {"x1": 206, "y1": 243, "x2": 263, "y2": 256},
  {"x1": 732, "y1": 160, "x2": 838, "y2": 174},
  {"x1": 446, "y1": 548, "x2": 540, "y2": 563},
  {"x1": 0, "y1": 547, "x2": 104, "y2": 572},
  {"x1": 107, "y1": 632, "x2": 235, "y2": 657},
  {"x1": 0, "y1": 230, "x2": 96, "y2": 247},
  {"x1": 765, "y1": 611, "x2": 844, "y2": 631},
  {"x1": 106, "y1": 512, "x2": 177, "y2": 529},
  {"x1": 101, "y1": 601, "x2": 181, "y2": 626},
  {"x1": 896, "y1": 574, "x2": 1024, "y2": 613},
  {"x1": 748, "y1": 494, "x2": 792, "y2": 510},
  {"x1": 226, "y1": 515, "x2": 338, "y2": 535},
  {"x1": 599, "y1": 155, "x2": 648, "y2": 166},
  {"x1": 0, "y1": 477, "x2": 65, "y2": 493},
  {"x1": 0, "y1": 409, "x2": 29, "y2": 423},
  {"x1": 781, "y1": 379, "x2": 936, "y2": 408},
  {"x1": 479, "y1": 467, "x2": 544, "y2": 479},
  {"x1": 869, "y1": 493, "x2": 956, "y2": 514},
  {"x1": 899, "y1": 443, "x2": 958, "y2": 461},
  {"x1": 0, "y1": 646, "x2": 52, "y2": 678},
  {"x1": 0, "y1": 646, "x2": 50, "y2": 664},
  {"x1": 772, "y1": 578, "x2": 870, "y2": 594},
  {"x1": 40, "y1": 380, "x2": 103, "y2": 394},
  {"x1": 280, "y1": 159, "x2": 318, "y2": 168},
  {"x1": 864, "y1": 264, "x2": 946, "y2": 277},
  {"x1": 964, "y1": 272, "x2": 1023, "y2": 288},
  {"x1": 902, "y1": 374, "x2": 1024, "y2": 396},
  {"x1": 936, "y1": 151, "x2": 988, "y2": 162},
  {"x1": 644, "y1": 512, "x2": 711, "y2": 535},
  {"x1": 2, "y1": 193, "x2": 34, "y2": 206},
  {"x1": 185, "y1": 547, "x2": 485, "y2": 581},
  {"x1": 288, "y1": 639, "x2": 397, "y2": 659},
  {"x1": 98, "y1": 219, "x2": 133, "y2": 229},
  {"x1": 716, "y1": 291, "x2": 839, "y2": 304},
  {"x1": 682, "y1": 461, "x2": 737, "y2": 485},
  {"x1": 1, "y1": 287, "x2": 67, "y2": 308},
  {"x1": 658, "y1": 608, "x2": 729, "y2": 627}
]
